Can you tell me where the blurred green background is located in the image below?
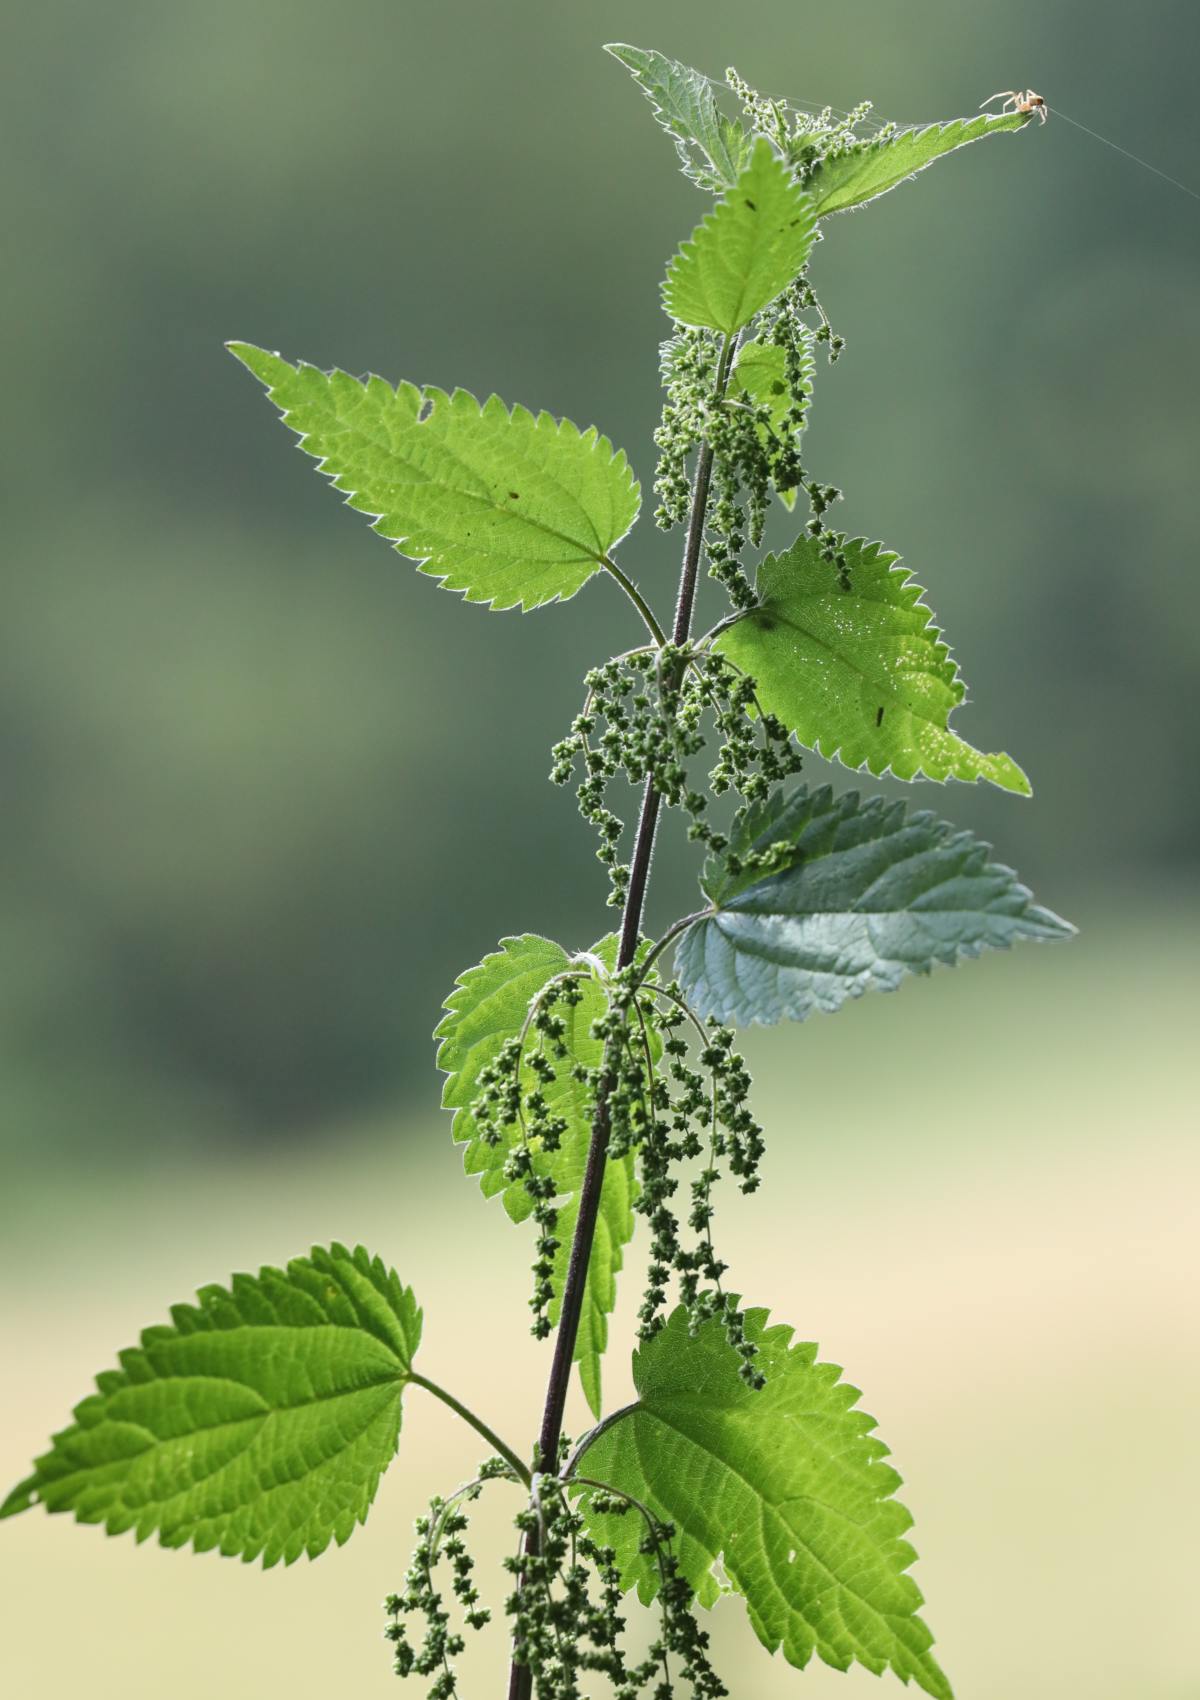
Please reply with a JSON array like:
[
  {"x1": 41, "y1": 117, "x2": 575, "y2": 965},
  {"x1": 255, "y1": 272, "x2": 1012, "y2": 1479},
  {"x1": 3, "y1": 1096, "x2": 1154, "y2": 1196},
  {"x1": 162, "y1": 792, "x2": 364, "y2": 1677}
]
[{"x1": 2, "y1": 1, "x2": 1197, "y2": 1697}]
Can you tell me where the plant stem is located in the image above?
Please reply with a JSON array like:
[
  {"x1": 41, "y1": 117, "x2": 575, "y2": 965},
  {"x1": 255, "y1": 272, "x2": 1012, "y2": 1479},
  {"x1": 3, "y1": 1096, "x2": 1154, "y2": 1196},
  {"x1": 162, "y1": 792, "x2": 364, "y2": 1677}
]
[
  {"x1": 409, "y1": 1373, "x2": 532, "y2": 1488},
  {"x1": 506, "y1": 333, "x2": 734, "y2": 1700},
  {"x1": 600, "y1": 555, "x2": 668, "y2": 647},
  {"x1": 635, "y1": 907, "x2": 715, "y2": 984}
]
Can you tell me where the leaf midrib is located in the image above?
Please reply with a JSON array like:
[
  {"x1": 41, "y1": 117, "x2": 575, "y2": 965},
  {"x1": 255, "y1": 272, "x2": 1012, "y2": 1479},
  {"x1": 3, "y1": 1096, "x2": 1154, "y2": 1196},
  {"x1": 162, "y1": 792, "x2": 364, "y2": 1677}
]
[
  {"x1": 743, "y1": 599, "x2": 959, "y2": 714},
  {"x1": 315, "y1": 387, "x2": 613, "y2": 564},
  {"x1": 629, "y1": 1405, "x2": 905, "y2": 1649},
  {"x1": 108, "y1": 1359, "x2": 408, "y2": 1428}
]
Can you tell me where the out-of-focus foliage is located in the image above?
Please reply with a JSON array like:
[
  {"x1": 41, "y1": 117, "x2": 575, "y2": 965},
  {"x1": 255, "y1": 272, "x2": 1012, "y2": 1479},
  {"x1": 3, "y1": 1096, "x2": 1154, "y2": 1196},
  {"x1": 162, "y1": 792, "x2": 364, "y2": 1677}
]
[{"x1": 3, "y1": 0, "x2": 1196, "y2": 1158}]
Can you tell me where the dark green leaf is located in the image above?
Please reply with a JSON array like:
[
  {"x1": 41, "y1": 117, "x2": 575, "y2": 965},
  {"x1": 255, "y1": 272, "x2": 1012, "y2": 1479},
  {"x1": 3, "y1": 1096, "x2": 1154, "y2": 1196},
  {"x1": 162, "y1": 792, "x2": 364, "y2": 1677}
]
[
  {"x1": 676, "y1": 783, "x2": 1073, "y2": 1025},
  {"x1": 577, "y1": 1305, "x2": 953, "y2": 1698},
  {"x1": 1, "y1": 1246, "x2": 421, "y2": 1566}
]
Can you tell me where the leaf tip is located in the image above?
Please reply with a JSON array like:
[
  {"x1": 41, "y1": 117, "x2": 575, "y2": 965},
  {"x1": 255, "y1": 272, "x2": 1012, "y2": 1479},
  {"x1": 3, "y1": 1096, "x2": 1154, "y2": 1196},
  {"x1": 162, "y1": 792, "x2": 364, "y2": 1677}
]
[
  {"x1": 0, "y1": 1474, "x2": 38, "y2": 1520},
  {"x1": 226, "y1": 341, "x2": 290, "y2": 386}
]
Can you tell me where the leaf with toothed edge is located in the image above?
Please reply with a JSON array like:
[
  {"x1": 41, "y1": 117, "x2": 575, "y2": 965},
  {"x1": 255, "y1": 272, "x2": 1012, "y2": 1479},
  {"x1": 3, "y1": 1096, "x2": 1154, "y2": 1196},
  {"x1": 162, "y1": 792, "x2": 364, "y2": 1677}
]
[
  {"x1": 716, "y1": 532, "x2": 1031, "y2": 792},
  {"x1": 576, "y1": 1305, "x2": 955, "y2": 1698},
  {"x1": 605, "y1": 43, "x2": 753, "y2": 192},
  {"x1": 1, "y1": 1245, "x2": 421, "y2": 1567},
  {"x1": 674, "y1": 783, "x2": 1073, "y2": 1026},
  {"x1": 805, "y1": 109, "x2": 1032, "y2": 218},
  {"x1": 435, "y1": 934, "x2": 657, "y2": 1417},
  {"x1": 663, "y1": 138, "x2": 817, "y2": 337},
  {"x1": 228, "y1": 343, "x2": 640, "y2": 613}
]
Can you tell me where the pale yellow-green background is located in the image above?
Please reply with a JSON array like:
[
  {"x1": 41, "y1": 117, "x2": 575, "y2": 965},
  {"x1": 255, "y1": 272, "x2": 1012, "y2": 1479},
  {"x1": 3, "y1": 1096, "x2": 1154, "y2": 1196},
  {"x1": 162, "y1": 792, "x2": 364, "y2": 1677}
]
[{"x1": 3, "y1": 0, "x2": 1197, "y2": 1695}]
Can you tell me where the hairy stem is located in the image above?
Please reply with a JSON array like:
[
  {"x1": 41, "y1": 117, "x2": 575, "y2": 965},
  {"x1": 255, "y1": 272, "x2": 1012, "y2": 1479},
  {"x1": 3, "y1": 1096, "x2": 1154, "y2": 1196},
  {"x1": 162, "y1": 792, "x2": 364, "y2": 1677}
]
[
  {"x1": 601, "y1": 555, "x2": 669, "y2": 647},
  {"x1": 506, "y1": 333, "x2": 734, "y2": 1700},
  {"x1": 409, "y1": 1374, "x2": 532, "y2": 1488},
  {"x1": 636, "y1": 907, "x2": 716, "y2": 985}
]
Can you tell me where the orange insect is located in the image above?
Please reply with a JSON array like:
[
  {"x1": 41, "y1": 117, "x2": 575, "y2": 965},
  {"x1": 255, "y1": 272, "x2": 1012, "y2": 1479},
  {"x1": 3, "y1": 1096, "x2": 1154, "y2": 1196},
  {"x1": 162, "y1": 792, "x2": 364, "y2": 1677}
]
[{"x1": 980, "y1": 89, "x2": 1048, "y2": 123}]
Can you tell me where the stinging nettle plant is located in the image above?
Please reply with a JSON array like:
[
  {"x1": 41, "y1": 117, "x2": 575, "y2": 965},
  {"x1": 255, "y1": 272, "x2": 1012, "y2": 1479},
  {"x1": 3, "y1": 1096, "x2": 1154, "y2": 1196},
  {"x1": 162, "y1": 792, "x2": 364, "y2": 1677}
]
[{"x1": 4, "y1": 45, "x2": 1074, "y2": 1700}]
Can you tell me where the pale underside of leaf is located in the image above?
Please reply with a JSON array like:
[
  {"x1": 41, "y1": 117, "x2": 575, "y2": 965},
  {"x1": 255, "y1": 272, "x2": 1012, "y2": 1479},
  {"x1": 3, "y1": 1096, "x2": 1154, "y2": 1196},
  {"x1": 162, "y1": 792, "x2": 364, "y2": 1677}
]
[
  {"x1": 604, "y1": 43, "x2": 752, "y2": 191},
  {"x1": 663, "y1": 138, "x2": 817, "y2": 337},
  {"x1": 1, "y1": 1246, "x2": 421, "y2": 1567},
  {"x1": 228, "y1": 343, "x2": 640, "y2": 612},
  {"x1": 435, "y1": 934, "x2": 639, "y2": 1415},
  {"x1": 675, "y1": 784, "x2": 1072, "y2": 1026},
  {"x1": 805, "y1": 109, "x2": 1029, "y2": 217},
  {"x1": 577, "y1": 1306, "x2": 953, "y2": 1699},
  {"x1": 717, "y1": 533, "x2": 1030, "y2": 793}
]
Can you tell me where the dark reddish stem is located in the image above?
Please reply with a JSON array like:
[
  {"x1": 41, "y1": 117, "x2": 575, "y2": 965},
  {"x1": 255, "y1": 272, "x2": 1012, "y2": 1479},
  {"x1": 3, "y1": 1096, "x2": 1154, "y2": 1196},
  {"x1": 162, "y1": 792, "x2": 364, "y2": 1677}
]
[{"x1": 506, "y1": 333, "x2": 732, "y2": 1700}]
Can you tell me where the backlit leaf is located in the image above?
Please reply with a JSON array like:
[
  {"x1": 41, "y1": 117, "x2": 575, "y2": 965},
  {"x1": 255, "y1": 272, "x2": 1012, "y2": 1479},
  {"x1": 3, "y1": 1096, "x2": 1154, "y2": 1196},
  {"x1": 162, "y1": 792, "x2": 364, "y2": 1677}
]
[
  {"x1": 1, "y1": 1245, "x2": 421, "y2": 1566},
  {"x1": 228, "y1": 344, "x2": 640, "y2": 612},
  {"x1": 605, "y1": 43, "x2": 752, "y2": 192},
  {"x1": 577, "y1": 1305, "x2": 953, "y2": 1698},
  {"x1": 663, "y1": 139, "x2": 817, "y2": 337},
  {"x1": 716, "y1": 533, "x2": 1030, "y2": 792},
  {"x1": 435, "y1": 935, "x2": 645, "y2": 1415},
  {"x1": 805, "y1": 109, "x2": 1030, "y2": 218}
]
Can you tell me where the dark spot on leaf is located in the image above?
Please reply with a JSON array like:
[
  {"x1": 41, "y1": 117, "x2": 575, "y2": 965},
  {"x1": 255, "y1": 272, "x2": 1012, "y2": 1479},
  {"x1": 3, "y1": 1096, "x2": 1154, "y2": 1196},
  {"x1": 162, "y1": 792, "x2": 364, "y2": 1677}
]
[
  {"x1": 757, "y1": 616, "x2": 776, "y2": 633},
  {"x1": 875, "y1": 706, "x2": 885, "y2": 727},
  {"x1": 509, "y1": 491, "x2": 520, "y2": 500},
  {"x1": 744, "y1": 197, "x2": 757, "y2": 211}
]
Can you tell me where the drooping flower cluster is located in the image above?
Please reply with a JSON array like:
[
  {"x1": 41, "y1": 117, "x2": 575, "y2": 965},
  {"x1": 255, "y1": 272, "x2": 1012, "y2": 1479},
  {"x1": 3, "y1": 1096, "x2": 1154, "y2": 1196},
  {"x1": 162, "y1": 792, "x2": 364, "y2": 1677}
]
[
  {"x1": 385, "y1": 1458, "x2": 515, "y2": 1696},
  {"x1": 466, "y1": 954, "x2": 766, "y2": 1384},
  {"x1": 504, "y1": 1477, "x2": 728, "y2": 1700},
  {"x1": 550, "y1": 647, "x2": 803, "y2": 912}
]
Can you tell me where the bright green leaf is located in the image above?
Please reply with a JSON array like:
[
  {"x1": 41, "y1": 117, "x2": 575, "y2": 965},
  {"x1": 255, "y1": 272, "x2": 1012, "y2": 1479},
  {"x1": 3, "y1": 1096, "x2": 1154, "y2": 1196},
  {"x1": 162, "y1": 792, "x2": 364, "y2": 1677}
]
[
  {"x1": 605, "y1": 43, "x2": 752, "y2": 192},
  {"x1": 805, "y1": 110, "x2": 1030, "y2": 218},
  {"x1": 577, "y1": 1305, "x2": 953, "y2": 1698},
  {"x1": 717, "y1": 533, "x2": 1031, "y2": 792},
  {"x1": 227, "y1": 344, "x2": 640, "y2": 612},
  {"x1": 675, "y1": 783, "x2": 1073, "y2": 1025},
  {"x1": 1, "y1": 1245, "x2": 421, "y2": 1566},
  {"x1": 731, "y1": 335, "x2": 813, "y2": 509},
  {"x1": 663, "y1": 139, "x2": 817, "y2": 336},
  {"x1": 435, "y1": 935, "x2": 648, "y2": 1416}
]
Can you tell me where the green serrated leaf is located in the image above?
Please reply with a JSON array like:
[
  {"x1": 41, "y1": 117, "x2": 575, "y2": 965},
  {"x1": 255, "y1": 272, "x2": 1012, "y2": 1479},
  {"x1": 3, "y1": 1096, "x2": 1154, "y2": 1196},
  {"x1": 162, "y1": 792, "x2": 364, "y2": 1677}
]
[
  {"x1": 605, "y1": 43, "x2": 752, "y2": 192},
  {"x1": 577, "y1": 1305, "x2": 953, "y2": 1698},
  {"x1": 663, "y1": 139, "x2": 817, "y2": 337},
  {"x1": 675, "y1": 783, "x2": 1073, "y2": 1025},
  {"x1": 806, "y1": 109, "x2": 1029, "y2": 217},
  {"x1": 227, "y1": 344, "x2": 640, "y2": 613},
  {"x1": 717, "y1": 532, "x2": 1030, "y2": 792},
  {"x1": 731, "y1": 336, "x2": 813, "y2": 509},
  {"x1": 435, "y1": 935, "x2": 649, "y2": 1416},
  {"x1": 1, "y1": 1245, "x2": 421, "y2": 1566}
]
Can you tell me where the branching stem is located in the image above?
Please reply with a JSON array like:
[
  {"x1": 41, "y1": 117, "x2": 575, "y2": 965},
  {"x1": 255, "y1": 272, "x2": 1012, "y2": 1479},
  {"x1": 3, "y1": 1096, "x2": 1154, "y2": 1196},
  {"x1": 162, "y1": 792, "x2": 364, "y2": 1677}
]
[{"x1": 506, "y1": 332, "x2": 735, "y2": 1700}]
